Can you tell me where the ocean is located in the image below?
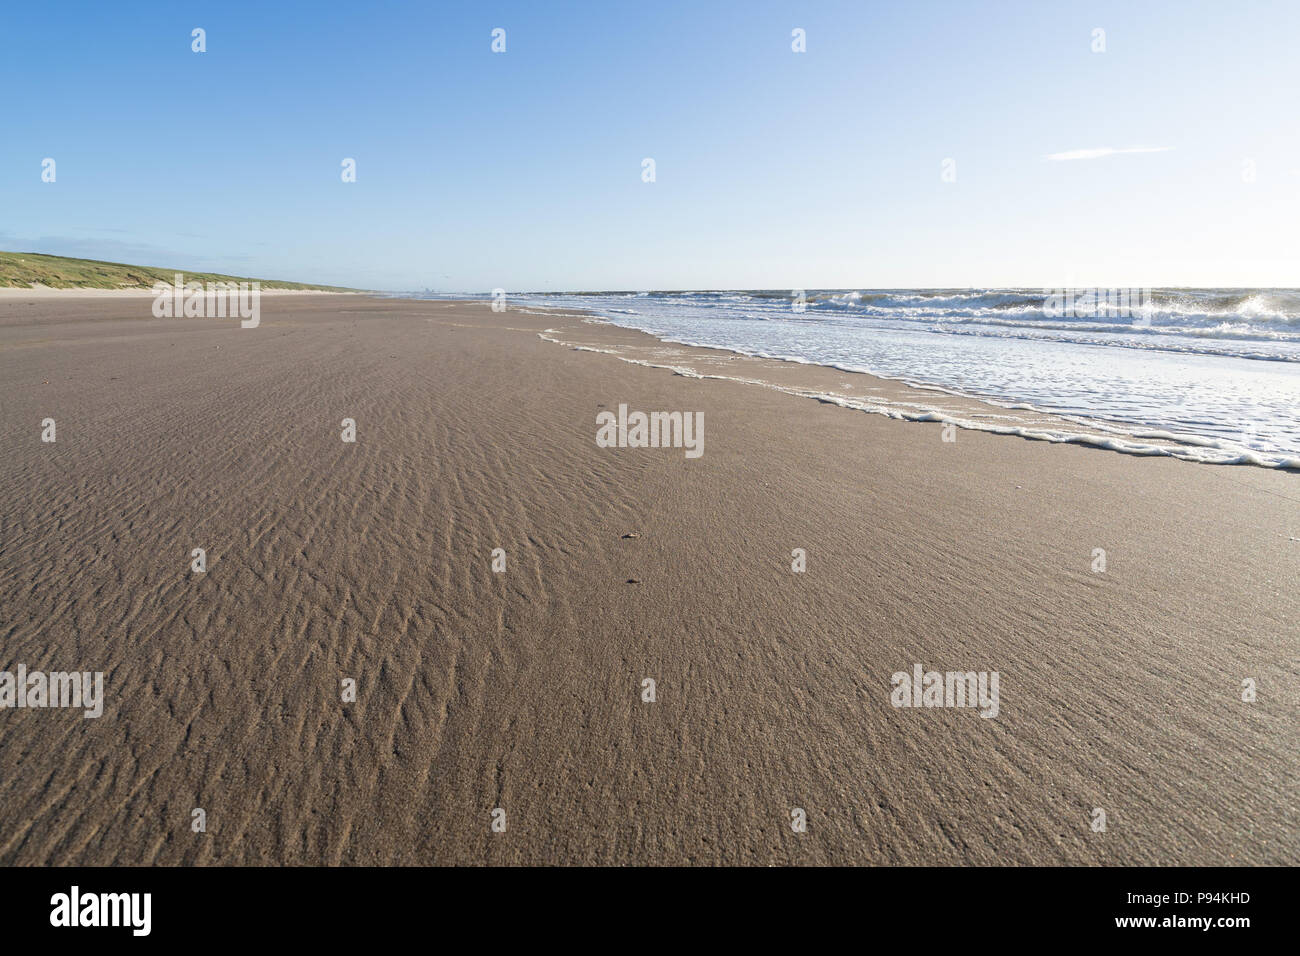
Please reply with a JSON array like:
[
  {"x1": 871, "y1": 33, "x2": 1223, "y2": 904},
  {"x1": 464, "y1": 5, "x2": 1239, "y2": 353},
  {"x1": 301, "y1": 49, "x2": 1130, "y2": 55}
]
[{"x1": 423, "y1": 288, "x2": 1300, "y2": 469}]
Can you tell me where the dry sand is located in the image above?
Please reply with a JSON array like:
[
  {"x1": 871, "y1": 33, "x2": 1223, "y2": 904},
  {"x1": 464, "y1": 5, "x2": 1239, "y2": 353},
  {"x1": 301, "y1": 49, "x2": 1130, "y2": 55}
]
[{"x1": 0, "y1": 294, "x2": 1295, "y2": 865}]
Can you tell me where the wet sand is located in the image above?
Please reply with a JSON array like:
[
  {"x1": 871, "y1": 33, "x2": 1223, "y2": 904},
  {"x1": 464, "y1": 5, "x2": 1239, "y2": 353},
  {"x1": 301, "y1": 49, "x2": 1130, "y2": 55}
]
[{"x1": 0, "y1": 294, "x2": 1295, "y2": 865}]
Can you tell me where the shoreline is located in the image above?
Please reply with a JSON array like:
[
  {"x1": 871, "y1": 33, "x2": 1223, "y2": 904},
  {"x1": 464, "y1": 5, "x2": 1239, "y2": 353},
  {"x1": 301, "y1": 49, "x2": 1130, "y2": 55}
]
[
  {"x1": 518, "y1": 302, "x2": 1300, "y2": 471},
  {"x1": 0, "y1": 293, "x2": 1295, "y2": 865}
]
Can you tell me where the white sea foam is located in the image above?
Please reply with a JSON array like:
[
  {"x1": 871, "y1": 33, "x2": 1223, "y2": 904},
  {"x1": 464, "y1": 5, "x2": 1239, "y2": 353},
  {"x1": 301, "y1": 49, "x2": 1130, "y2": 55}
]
[
  {"x1": 529, "y1": 316, "x2": 1300, "y2": 470},
  {"x1": 408, "y1": 291, "x2": 1300, "y2": 470},
  {"x1": 504, "y1": 290, "x2": 1300, "y2": 468}
]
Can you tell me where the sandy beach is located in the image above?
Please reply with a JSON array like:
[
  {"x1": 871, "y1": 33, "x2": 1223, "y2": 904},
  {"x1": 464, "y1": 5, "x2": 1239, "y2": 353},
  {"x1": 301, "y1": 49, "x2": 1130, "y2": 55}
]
[{"x1": 0, "y1": 293, "x2": 1295, "y2": 866}]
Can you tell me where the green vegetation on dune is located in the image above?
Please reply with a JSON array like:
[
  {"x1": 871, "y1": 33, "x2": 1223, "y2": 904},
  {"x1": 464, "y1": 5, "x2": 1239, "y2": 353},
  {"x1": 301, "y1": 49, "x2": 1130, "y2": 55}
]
[{"x1": 0, "y1": 251, "x2": 359, "y2": 291}]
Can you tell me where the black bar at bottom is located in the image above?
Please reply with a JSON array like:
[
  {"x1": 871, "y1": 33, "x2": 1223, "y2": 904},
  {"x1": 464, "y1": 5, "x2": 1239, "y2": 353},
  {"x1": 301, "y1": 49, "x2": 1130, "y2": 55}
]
[{"x1": 0, "y1": 865, "x2": 1280, "y2": 943}]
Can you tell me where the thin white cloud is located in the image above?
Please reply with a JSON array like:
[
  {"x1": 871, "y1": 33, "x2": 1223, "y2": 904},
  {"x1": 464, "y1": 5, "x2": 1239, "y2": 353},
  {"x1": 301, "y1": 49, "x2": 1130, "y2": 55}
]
[{"x1": 1044, "y1": 146, "x2": 1173, "y2": 162}]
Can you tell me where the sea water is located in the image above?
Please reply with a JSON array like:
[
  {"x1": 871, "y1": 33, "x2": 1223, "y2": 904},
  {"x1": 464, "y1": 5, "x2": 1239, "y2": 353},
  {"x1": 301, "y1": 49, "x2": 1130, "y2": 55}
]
[{"x1": 422, "y1": 289, "x2": 1300, "y2": 469}]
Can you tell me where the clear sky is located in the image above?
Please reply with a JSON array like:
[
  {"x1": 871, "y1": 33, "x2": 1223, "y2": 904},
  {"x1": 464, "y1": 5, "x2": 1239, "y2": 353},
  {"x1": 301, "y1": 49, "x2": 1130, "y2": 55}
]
[{"x1": 3, "y1": 0, "x2": 1298, "y2": 291}]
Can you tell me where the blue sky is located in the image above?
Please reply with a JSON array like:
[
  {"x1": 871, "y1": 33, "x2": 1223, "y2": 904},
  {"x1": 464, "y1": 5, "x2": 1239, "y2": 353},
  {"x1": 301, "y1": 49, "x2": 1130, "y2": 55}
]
[{"x1": 2, "y1": 0, "x2": 1298, "y2": 291}]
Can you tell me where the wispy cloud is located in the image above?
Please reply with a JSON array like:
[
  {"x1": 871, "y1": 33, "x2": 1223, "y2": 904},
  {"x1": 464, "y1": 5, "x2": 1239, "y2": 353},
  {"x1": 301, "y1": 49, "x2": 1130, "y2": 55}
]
[{"x1": 1044, "y1": 146, "x2": 1173, "y2": 162}]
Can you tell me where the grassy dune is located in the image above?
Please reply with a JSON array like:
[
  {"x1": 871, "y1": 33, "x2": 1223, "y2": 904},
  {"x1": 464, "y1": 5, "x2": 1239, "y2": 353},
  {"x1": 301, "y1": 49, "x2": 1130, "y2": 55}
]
[{"x1": 0, "y1": 251, "x2": 359, "y2": 291}]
